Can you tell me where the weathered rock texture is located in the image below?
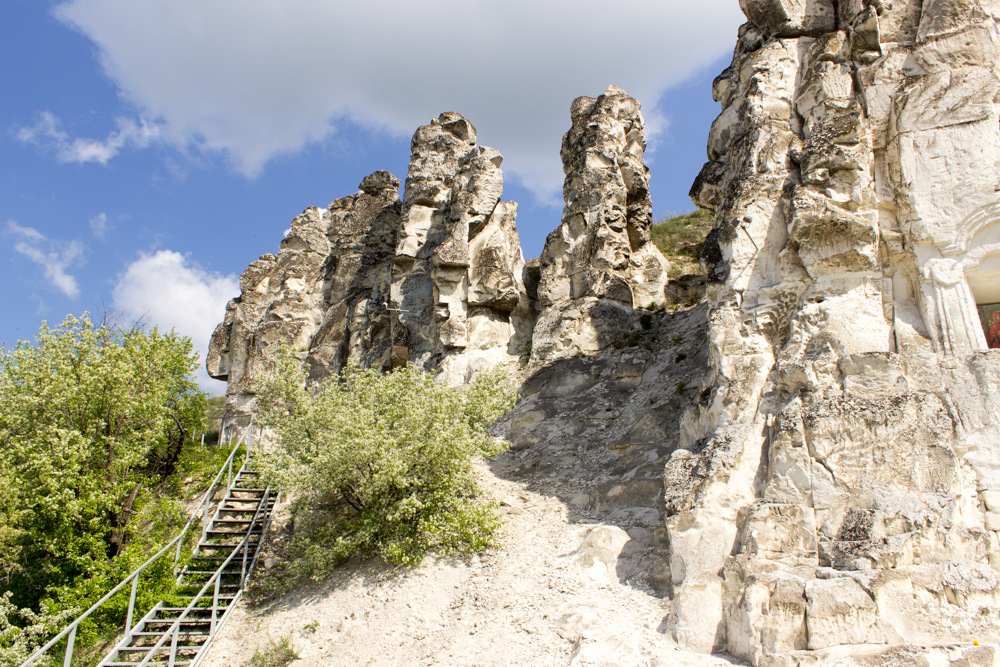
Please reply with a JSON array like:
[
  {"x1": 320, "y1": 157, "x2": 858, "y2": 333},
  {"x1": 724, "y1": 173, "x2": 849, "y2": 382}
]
[
  {"x1": 206, "y1": 171, "x2": 402, "y2": 418},
  {"x1": 208, "y1": 92, "x2": 672, "y2": 415},
  {"x1": 390, "y1": 112, "x2": 535, "y2": 385},
  {"x1": 673, "y1": 0, "x2": 1000, "y2": 662},
  {"x1": 208, "y1": 112, "x2": 541, "y2": 418},
  {"x1": 534, "y1": 85, "x2": 671, "y2": 361}
]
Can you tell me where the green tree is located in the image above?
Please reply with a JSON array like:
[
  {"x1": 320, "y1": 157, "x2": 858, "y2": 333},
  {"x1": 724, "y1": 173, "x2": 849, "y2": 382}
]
[
  {"x1": 257, "y1": 354, "x2": 516, "y2": 577},
  {"x1": 0, "y1": 314, "x2": 207, "y2": 612}
]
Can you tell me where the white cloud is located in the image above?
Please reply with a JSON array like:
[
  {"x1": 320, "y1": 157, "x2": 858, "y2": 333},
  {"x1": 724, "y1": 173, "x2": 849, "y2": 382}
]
[
  {"x1": 6, "y1": 221, "x2": 85, "y2": 298},
  {"x1": 112, "y1": 250, "x2": 238, "y2": 389},
  {"x1": 17, "y1": 111, "x2": 161, "y2": 165},
  {"x1": 89, "y1": 212, "x2": 111, "y2": 240},
  {"x1": 50, "y1": 0, "x2": 744, "y2": 196}
]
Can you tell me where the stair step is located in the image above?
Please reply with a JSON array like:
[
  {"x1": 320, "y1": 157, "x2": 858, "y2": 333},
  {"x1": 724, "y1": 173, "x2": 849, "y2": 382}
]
[
  {"x1": 105, "y1": 661, "x2": 193, "y2": 667},
  {"x1": 126, "y1": 633, "x2": 208, "y2": 654},
  {"x1": 177, "y1": 586, "x2": 240, "y2": 594},
  {"x1": 198, "y1": 542, "x2": 257, "y2": 550},
  {"x1": 143, "y1": 618, "x2": 213, "y2": 627},
  {"x1": 217, "y1": 507, "x2": 272, "y2": 515},
  {"x1": 205, "y1": 529, "x2": 263, "y2": 536},
  {"x1": 119, "y1": 645, "x2": 202, "y2": 652}
]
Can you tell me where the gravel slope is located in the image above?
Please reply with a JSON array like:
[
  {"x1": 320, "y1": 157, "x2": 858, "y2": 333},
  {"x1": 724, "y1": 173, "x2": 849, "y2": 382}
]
[{"x1": 202, "y1": 466, "x2": 740, "y2": 666}]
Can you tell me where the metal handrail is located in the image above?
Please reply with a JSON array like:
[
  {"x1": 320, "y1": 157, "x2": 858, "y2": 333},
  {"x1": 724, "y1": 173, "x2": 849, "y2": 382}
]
[
  {"x1": 21, "y1": 422, "x2": 257, "y2": 667},
  {"x1": 125, "y1": 488, "x2": 271, "y2": 667}
]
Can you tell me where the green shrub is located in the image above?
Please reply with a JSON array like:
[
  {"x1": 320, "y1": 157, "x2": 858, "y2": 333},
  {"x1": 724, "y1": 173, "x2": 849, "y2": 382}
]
[
  {"x1": 0, "y1": 593, "x2": 78, "y2": 667},
  {"x1": 0, "y1": 314, "x2": 205, "y2": 611},
  {"x1": 251, "y1": 635, "x2": 298, "y2": 667},
  {"x1": 256, "y1": 356, "x2": 516, "y2": 580}
]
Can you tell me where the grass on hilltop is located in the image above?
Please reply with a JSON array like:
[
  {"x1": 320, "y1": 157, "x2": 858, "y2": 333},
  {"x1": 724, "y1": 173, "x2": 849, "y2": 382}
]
[{"x1": 650, "y1": 209, "x2": 714, "y2": 278}]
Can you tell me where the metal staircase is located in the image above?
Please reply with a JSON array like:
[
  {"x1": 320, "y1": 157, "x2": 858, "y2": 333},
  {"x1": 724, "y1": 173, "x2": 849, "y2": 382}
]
[{"x1": 22, "y1": 423, "x2": 276, "y2": 667}]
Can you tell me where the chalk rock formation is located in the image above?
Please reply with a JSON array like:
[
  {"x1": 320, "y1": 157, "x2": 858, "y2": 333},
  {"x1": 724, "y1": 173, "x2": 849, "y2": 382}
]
[
  {"x1": 670, "y1": 0, "x2": 1000, "y2": 663},
  {"x1": 206, "y1": 172, "x2": 401, "y2": 417},
  {"x1": 391, "y1": 112, "x2": 534, "y2": 385},
  {"x1": 494, "y1": 304, "x2": 711, "y2": 597},
  {"x1": 533, "y1": 85, "x2": 671, "y2": 361},
  {"x1": 207, "y1": 114, "x2": 535, "y2": 414}
]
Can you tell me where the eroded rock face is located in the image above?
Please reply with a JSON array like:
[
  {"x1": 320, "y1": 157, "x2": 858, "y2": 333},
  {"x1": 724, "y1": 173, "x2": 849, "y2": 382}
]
[
  {"x1": 207, "y1": 114, "x2": 537, "y2": 415},
  {"x1": 206, "y1": 171, "x2": 402, "y2": 418},
  {"x1": 533, "y1": 85, "x2": 671, "y2": 361},
  {"x1": 391, "y1": 112, "x2": 534, "y2": 385},
  {"x1": 673, "y1": 0, "x2": 1000, "y2": 662}
]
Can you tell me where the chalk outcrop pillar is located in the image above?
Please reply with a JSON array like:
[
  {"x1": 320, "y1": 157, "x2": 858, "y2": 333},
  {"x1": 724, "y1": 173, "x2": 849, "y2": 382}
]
[
  {"x1": 206, "y1": 172, "x2": 402, "y2": 417},
  {"x1": 532, "y1": 85, "x2": 670, "y2": 361},
  {"x1": 391, "y1": 112, "x2": 534, "y2": 384}
]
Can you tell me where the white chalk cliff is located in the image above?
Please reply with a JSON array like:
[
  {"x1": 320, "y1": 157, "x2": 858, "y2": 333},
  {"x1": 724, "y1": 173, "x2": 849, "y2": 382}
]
[
  {"x1": 207, "y1": 9, "x2": 1000, "y2": 659},
  {"x1": 672, "y1": 0, "x2": 1000, "y2": 663}
]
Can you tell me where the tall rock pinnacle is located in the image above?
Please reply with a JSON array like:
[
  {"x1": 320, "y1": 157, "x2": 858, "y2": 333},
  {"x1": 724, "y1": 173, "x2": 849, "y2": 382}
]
[
  {"x1": 532, "y1": 85, "x2": 670, "y2": 361},
  {"x1": 391, "y1": 112, "x2": 534, "y2": 384}
]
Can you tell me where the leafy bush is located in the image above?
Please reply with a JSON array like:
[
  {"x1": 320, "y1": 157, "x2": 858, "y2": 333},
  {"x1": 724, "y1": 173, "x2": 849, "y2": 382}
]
[
  {"x1": 0, "y1": 313, "x2": 212, "y2": 663},
  {"x1": 0, "y1": 593, "x2": 77, "y2": 667},
  {"x1": 256, "y1": 355, "x2": 516, "y2": 578}
]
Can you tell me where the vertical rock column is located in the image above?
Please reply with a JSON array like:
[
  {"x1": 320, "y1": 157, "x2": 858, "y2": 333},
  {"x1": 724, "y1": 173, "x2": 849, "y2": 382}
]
[
  {"x1": 305, "y1": 171, "x2": 402, "y2": 379},
  {"x1": 391, "y1": 112, "x2": 533, "y2": 384},
  {"x1": 532, "y1": 85, "x2": 670, "y2": 361}
]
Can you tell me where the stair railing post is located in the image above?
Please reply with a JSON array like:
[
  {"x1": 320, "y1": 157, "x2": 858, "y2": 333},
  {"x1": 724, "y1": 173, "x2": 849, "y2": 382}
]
[
  {"x1": 169, "y1": 623, "x2": 179, "y2": 667},
  {"x1": 212, "y1": 574, "x2": 221, "y2": 633},
  {"x1": 62, "y1": 625, "x2": 76, "y2": 667},
  {"x1": 241, "y1": 534, "x2": 250, "y2": 588},
  {"x1": 125, "y1": 573, "x2": 139, "y2": 634}
]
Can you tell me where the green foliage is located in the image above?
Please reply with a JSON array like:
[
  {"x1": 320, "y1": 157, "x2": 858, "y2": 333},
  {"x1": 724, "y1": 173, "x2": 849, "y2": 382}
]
[
  {"x1": 256, "y1": 355, "x2": 516, "y2": 581},
  {"x1": 650, "y1": 208, "x2": 714, "y2": 278},
  {"x1": 0, "y1": 313, "x2": 209, "y2": 661},
  {"x1": 0, "y1": 592, "x2": 78, "y2": 667},
  {"x1": 201, "y1": 395, "x2": 227, "y2": 444},
  {"x1": 251, "y1": 635, "x2": 298, "y2": 667}
]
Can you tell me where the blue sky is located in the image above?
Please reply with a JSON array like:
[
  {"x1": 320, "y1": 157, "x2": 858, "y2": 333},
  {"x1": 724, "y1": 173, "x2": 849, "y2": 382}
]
[{"x1": 1, "y1": 0, "x2": 745, "y2": 391}]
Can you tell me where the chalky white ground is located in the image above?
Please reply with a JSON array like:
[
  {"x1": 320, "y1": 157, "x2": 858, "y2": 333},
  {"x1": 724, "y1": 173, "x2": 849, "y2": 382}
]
[{"x1": 200, "y1": 459, "x2": 740, "y2": 667}]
